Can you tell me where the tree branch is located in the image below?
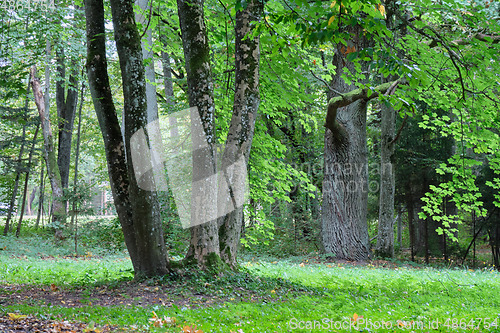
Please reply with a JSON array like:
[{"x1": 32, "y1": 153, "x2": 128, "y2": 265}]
[{"x1": 325, "y1": 80, "x2": 399, "y2": 133}]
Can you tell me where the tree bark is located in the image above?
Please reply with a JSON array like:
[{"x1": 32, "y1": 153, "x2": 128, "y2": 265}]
[
  {"x1": 3, "y1": 77, "x2": 32, "y2": 235},
  {"x1": 135, "y1": 0, "x2": 158, "y2": 123},
  {"x1": 322, "y1": 76, "x2": 397, "y2": 260},
  {"x1": 55, "y1": 49, "x2": 79, "y2": 191},
  {"x1": 322, "y1": 28, "x2": 379, "y2": 261},
  {"x1": 375, "y1": 101, "x2": 396, "y2": 257},
  {"x1": 16, "y1": 123, "x2": 40, "y2": 237},
  {"x1": 3, "y1": 122, "x2": 26, "y2": 235},
  {"x1": 85, "y1": 0, "x2": 168, "y2": 277},
  {"x1": 35, "y1": 161, "x2": 45, "y2": 229},
  {"x1": 177, "y1": 0, "x2": 221, "y2": 269},
  {"x1": 218, "y1": 0, "x2": 262, "y2": 267},
  {"x1": 30, "y1": 66, "x2": 66, "y2": 231}
]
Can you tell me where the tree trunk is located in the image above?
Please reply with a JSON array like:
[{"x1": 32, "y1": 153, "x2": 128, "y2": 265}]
[
  {"x1": 3, "y1": 76, "x2": 32, "y2": 235},
  {"x1": 320, "y1": 26, "x2": 401, "y2": 261},
  {"x1": 177, "y1": 0, "x2": 221, "y2": 269},
  {"x1": 56, "y1": 49, "x2": 79, "y2": 191},
  {"x1": 70, "y1": 82, "x2": 85, "y2": 231},
  {"x1": 3, "y1": 123, "x2": 26, "y2": 235},
  {"x1": 86, "y1": 0, "x2": 168, "y2": 277},
  {"x1": 375, "y1": 102, "x2": 396, "y2": 257},
  {"x1": 16, "y1": 123, "x2": 40, "y2": 237},
  {"x1": 35, "y1": 162, "x2": 45, "y2": 229},
  {"x1": 30, "y1": 66, "x2": 66, "y2": 231},
  {"x1": 322, "y1": 29, "x2": 375, "y2": 261},
  {"x1": 218, "y1": 0, "x2": 262, "y2": 267},
  {"x1": 322, "y1": 101, "x2": 370, "y2": 260},
  {"x1": 135, "y1": 0, "x2": 158, "y2": 123}
]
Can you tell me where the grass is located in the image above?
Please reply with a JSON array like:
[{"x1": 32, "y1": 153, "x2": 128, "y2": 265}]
[{"x1": 0, "y1": 235, "x2": 499, "y2": 332}]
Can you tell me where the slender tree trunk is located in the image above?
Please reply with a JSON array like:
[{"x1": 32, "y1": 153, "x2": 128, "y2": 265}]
[
  {"x1": 135, "y1": 0, "x2": 158, "y2": 123},
  {"x1": 70, "y1": 82, "x2": 85, "y2": 231},
  {"x1": 16, "y1": 124, "x2": 40, "y2": 237},
  {"x1": 397, "y1": 206, "x2": 402, "y2": 248},
  {"x1": 218, "y1": 0, "x2": 262, "y2": 267},
  {"x1": 162, "y1": 51, "x2": 175, "y2": 108},
  {"x1": 86, "y1": 0, "x2": 168, "y2": 277},
  {"x1": 375, "y1": 102, "x2": 396, "y2": 257},
  {"x1": 177, "y1": 0, "x2": 221, "y2": 269},
  {"x1": 30, "y1": 66, "x2": 66, "y2": 233},
  {"x1": 35, "y1": 162, "x2": 45, "y2": 229},
  {"x1": 27, "y1": 187, "x2": 37, "y2": 216},
  {"x1": 56, "y1": 49, "x2": 79, "y2": 191},
  {"x1": 3, "y1": 77, "x2": 31, "y2": 236},
  {"x1": 3, "y1": 124, "x2": 26, "y2": 235}
]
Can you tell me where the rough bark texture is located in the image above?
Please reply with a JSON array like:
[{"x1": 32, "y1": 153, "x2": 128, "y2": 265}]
[
  {"x1": 85, "y1": 0, "x2": 168, "y2": 277},
  {"x1": 322, "y1": 28, "x2": 374, "y2": 261},
  {"x1": 322, "y1": 79, "x2": 398, "y2": 260},
  {"x1": 177, "y1": 0, "x2": 221, "y2": 269},
  {"x1": 375, "y1": 102, "x2": 396, "y2": 257},
  {"x1": 55, "y1": 49, "x2": 79, "y2": 190},
  {"x1": 30, "y1": 66, "x2": 66, "y2": 230},
  {"x1": 218, "y1": 0, "x2": 262, "y2": 268},
  {"x1": 135, "y1": 0, "x2": 158, "y2": 123}
]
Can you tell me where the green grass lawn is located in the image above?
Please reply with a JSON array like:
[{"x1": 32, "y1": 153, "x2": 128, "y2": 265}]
[{"x1": 0, "y1": 235, "x2": 499, "y2": 332}]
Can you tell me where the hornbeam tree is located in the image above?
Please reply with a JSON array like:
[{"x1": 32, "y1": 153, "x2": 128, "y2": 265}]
[
  {"x1": 218, "y1": 0, "x2": 263, "y2": 267},
  {"x1": 85, "y1": 0, "x2": 168, "y2": 277}
]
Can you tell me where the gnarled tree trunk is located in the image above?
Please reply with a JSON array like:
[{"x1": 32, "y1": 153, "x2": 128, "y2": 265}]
[{"x1": 322, "y1": 37, "x2": 397, "y2": 260}]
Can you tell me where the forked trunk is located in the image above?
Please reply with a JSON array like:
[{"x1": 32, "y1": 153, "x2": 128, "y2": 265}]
[
  {"x1": 218, "y1": 0, "x2": 261, "y2": 268},
  {"x1": 177, "y1": 0, "x2": 221, "y2": 270},
  {"x1": 86, "y1": 0, "x2": 168, "y2": 278}
]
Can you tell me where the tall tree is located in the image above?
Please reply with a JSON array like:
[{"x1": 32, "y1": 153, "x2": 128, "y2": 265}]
[
  {"x1": 85, "y1": 0, "x2": 168, "y2": 277},
  {"x1": 55, "y1": 48, "x2": 79, "y2": 190},
  {"x1": 177, "y1": 0, "x2": 221, "y2": 269},
  {"x1": 218, "y1": 0, "x2": 262, "y2": 267},
  {"x1": 322, "y1": 26, "x2": 372, "y2": 261}
]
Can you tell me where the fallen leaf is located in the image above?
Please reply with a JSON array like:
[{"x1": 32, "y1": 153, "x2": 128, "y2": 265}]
[{"x1": 8, "y1": 313, "x2": 27, "y2": 321}]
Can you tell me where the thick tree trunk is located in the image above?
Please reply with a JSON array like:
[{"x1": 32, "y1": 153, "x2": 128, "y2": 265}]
[
  {"x1": 322, "y1": 29, "x2": 383, "y2": 260},
  {"x1": 86, "y1": 0, "x2": 168, "y2": 277},
  {"x1": 322, "y1": 99, "x2": 370, "y2": 261},
  {"x1": 30, "y1": 66, "x2": 66, "y2": 231},
  {"x1": 375, "y1": 102, "x2": 396, "y2": 257},
  {"x1": 177, "y1": 0, "x2": 221, "y2": 269},
  {"x1": 218, "y1": 0, "x2": 262, "y2": 268}
]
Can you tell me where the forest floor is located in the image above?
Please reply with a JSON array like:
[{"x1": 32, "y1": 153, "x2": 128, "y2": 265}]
[{"x1": 1, "y1": 234, "x2": 499, "y2": 332}]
